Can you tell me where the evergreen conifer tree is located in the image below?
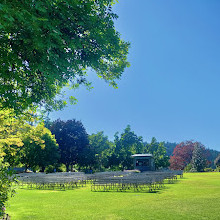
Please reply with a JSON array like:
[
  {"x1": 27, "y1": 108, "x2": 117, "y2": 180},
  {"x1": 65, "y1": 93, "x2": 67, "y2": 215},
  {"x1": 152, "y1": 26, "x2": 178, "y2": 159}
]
[{"x1": 191, "y1": 143, "x2": 206, "y2": 172}]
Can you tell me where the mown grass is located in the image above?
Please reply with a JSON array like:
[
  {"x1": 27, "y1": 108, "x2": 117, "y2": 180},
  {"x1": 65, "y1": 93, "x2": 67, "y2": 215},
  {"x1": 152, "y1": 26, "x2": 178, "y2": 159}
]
[{"x1": 7, "y1": 172, "x2": 220, "y2": 220}]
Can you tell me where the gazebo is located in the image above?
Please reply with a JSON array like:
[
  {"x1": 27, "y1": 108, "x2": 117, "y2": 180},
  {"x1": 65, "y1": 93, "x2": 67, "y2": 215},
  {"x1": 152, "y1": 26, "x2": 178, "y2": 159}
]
[{"x1": 131, "y1": 154, "x2": 155, "y2": 172}]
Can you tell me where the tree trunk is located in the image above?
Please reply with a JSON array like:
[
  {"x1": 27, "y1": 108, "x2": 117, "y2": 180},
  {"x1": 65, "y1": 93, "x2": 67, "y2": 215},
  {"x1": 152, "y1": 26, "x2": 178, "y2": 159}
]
[{"x1": 66, "y1": 164, "x2": 70, "y2": 172}]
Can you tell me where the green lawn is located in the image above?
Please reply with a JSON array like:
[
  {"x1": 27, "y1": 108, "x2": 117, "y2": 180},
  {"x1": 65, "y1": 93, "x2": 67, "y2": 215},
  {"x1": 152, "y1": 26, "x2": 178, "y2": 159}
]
[{"x1": 7, "y1": 172, "x2": 220, "y2": 220}]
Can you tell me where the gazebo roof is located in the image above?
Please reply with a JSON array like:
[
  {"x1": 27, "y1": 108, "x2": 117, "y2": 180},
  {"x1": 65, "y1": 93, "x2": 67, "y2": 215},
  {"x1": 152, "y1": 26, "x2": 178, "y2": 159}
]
[{"x1": 131, "y1": 154, "x2": 153, "y2": 157}]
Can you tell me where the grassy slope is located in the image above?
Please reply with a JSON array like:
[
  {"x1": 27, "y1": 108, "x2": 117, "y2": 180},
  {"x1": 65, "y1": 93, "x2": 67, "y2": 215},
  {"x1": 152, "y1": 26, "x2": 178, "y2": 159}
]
[{"x1": 7, "y1": 172, "x2": 220, "y2": 220}]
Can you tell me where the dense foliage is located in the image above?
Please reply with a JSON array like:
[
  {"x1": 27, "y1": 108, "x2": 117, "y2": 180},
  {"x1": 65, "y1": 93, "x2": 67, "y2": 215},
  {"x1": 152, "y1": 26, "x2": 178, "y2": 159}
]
[
  {"x1": 101, "y1": 127, "x2": 170, "y2": 171},
  {"x1": 86, "y1": 131, "x2": 114, "y2": 171},
  {"x1": 110, "y1": 125, "x2": 144, "y2": 170},
  {"x1": 169, "y1": 141, "x2": 208, "y2": 171},
  {"x1": 0, "y1": 109, "x2": 59, "y2": 217},
  {"x1": 0, "y1": 0, "x2": 130, "y2": 216},
  {"x1": 21, "y1": 124, "x2": 59, "y2": 172},
  {"x1": 0, "y1": 109, "x2": 59, "y2": 171},
  {"x1": 0, "y1": 108, "x2": 29, "y2": 218},
  {"x1": 169, "y1": 141, "x2": 195, "y2": 170},
  {"x1": 145, "y1": 137, "x2": 170, "y2": 169},
  {"x1": 191, "y1": 143, "x2": 207, "y2": 172},
  {"x1": 47, "y1": 125, "x2": 171, "y2": 172},
  {"x1": 0, "y1": 0, "x2": 130, "y2": 113},
  {"x1": 50, "y1": 119, "x2": 89, "y2": 171},
  {"x1": 205, "y1": 148, "x2": 220, "y2": 168},
  {"x1": 0, "y1": 161, "x2": 15, "y2": 218}
]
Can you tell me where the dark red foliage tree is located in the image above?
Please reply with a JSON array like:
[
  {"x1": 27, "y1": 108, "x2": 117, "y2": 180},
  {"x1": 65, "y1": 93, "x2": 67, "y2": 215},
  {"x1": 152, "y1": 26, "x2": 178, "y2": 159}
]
[
  {"x1": 169, "y1": 141, "x2": 195, "y2": 170},
  {"x1": 169, "y1": 141, "x2": 209, "y2": 170}
]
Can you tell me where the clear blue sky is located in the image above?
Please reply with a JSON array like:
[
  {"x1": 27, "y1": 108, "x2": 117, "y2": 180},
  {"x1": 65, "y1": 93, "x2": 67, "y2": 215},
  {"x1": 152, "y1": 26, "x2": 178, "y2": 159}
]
[{"x1": 50, "y1": 0, "x2": 220, "y2": 151}]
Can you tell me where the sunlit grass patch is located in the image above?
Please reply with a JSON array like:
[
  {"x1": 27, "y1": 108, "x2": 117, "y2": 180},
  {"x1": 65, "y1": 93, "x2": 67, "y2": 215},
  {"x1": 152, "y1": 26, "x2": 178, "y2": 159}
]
[{"x1": 7, "y1": 172, "x2": 220, "y2": 220}]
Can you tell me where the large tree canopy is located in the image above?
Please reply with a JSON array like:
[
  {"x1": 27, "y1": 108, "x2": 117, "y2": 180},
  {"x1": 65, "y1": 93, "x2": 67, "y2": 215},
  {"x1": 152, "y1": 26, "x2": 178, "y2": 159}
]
[
  {"x1": 145, "y1": 137, "x2": 169, "y2": 169},
  {"x1": 169, "y1": 141, "x2": 195, "y2": 170},
  {"x1": 111, "y1": 125, "x2": 144, "y2": 170},
  {"x1": 0, "y1": 108, "x2": 35, "y2": 217},
  {"x1": 0, "y1": 0, "x2": 130, "y2": 112},
  {"x1": 21, "y1": 123, "x2": 60, "y2": 172},
  {"x1": 169, "y1": 141, "x2": 208, "y2": 171},
  {"x1": 87, "y1": 131, "x2": 114, "y2": 170},
  {"x1": 50, "y1": 119, "x2": 89, "y2": 171}
]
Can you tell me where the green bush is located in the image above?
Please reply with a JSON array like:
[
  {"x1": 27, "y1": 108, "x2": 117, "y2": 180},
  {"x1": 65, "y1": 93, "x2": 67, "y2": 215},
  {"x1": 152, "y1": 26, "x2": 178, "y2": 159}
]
[
  {"x1": 204, "y1": 168, "x2": 213, "y2": 172},
  {"x1": 215, "y1": 167, "x2": 220, "y2": 172},
  {"x1": 45, "y1": 165, "x2": 54, "y2": 174},
  {"x1": 56, "y1": 164, "x2": 66, "y2": 172},
  {"x1": 184, "y1": 163, "x2": 192, "y2": 172}
]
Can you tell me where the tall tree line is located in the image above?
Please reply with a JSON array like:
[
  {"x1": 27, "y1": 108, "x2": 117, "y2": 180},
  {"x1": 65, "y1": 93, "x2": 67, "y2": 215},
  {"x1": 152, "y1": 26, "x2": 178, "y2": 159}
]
[
  {"x1": 47, "y1": 122, "x2": 170, "y2": 172},
  {"x1": 2, "y1": 115, "x2": 219, "y2": 173}
]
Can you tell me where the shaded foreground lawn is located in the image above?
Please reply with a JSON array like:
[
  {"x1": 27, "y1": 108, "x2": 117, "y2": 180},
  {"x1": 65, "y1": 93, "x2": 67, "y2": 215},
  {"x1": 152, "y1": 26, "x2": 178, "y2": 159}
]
[{"x1": 7, "y1": 172, "x2": 220, "y2": 220}]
